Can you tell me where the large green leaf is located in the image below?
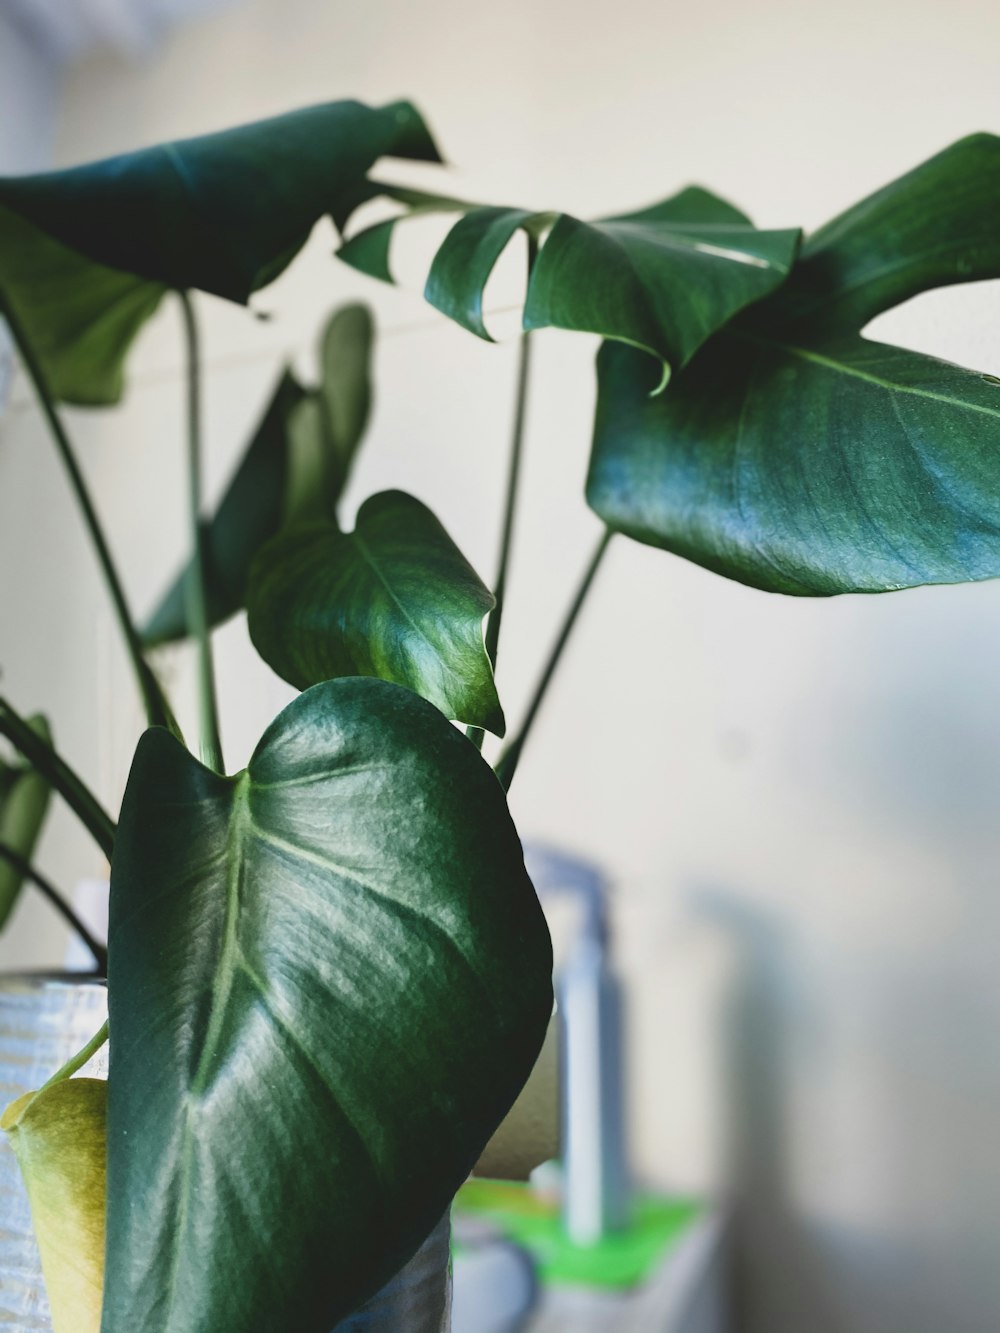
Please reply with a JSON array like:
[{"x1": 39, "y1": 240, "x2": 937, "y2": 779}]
[
  {"x1": 0, "y1": 714, "x2": 53, "y2": 929},
  {"x1": 0, "y1": 100, "x2": 439, "y2": 404},
  {"x1": 143, "y1": 304, "x2": 374, "y2": 646},
  {"x1": 588, "y1": 331, "x2": 1000, "y2": 594},
  {"x1": 2, "y1": 1078, "x2": 107, "y2": 1333},
  {"x1": 338, "y1": 184, "x2": 799, "y2": 380},
  {"x1": 248, "y1": 491, "x2": 504, "y2": 735},
  {"x1": 103, "y1": 679, "x2": 551, "y2": 1333},
  {"x1": 761, "y1": 132, "x2": 1000, "y2": 335}
]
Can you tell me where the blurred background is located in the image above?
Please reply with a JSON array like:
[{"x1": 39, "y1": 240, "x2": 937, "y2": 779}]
[{"x1": 2, "y1": 0, "x2": 1000, "y2": 1329}]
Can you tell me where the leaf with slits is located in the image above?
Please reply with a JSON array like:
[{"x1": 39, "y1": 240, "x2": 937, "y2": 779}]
[
  {"x1": 2, "y1": 1079, "x2": 107, "y2": 1333},
  {"x1": 102, "y1": 679, "x2": 551, "y2": 1333},
  {"x1": 0, "y1": 101, "x2": 439, "y2": 404},
  {"x1": 143, "y1": 304, "x2": 374, "y2": 646},
  {"x1": 588, "y1": 331, "x2": 1000, "y2": 594},
  {"x1": 337, "y1": 184, "x2": 799, "y2": 381},
  {"x1": 760, "y1": 132, "x2": 1000, "y2": 335},
  {"x1": 247, "y1": 491, "x2": 504, "y2": 735},
  {"x1": 0, "y1": 714, "x2": 53, "y2": 929}
]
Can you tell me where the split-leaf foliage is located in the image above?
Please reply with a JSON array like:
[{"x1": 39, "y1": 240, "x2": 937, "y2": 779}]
[
  {"x1": 4, "y1": 101, "x2": 1000, "y2": 1333},
  {"x1": 586, "y1": 133, "x2": 1000, "y2": 593}
]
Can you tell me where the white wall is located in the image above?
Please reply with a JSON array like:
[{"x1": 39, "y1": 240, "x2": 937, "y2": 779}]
[{"x1": 3, "y1": 1, "x2": 1000, "y2": 1329}]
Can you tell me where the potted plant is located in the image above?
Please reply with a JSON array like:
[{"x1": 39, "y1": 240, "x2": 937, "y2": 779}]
[{"x1": 2, "y1": 100, "x2": 1000, "y2": 1332}]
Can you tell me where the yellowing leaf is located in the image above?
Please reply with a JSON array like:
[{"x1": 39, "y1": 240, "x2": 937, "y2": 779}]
[{"x1": 2, "y1": 1079, "x2": 107, "y2": 1333}]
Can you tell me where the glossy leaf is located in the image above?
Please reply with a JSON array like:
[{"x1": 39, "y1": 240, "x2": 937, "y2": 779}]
[
  {"x1": 338, "y1": 183, "x2": 799, "y2": 378},
  {"x1": 0, "y1": 101, "x2": 438, "y2": 404},
  {"x1": 2, "y1": 1079, "x2": 107, "y2": 1333},
  {"x1": 143, "y1": 304, "x2": 374, "y2": 646},
  {"x1": 761, "y1": 132, "x2": 1000, "y2": 335},
  {"x1": 588, "y1": 332, "x2": 1000, "y2": 594},
  {"x1": 103, "y1": 679, "x2": 551, "y2": 1333},
  {"x1": 424, "y1": 206, "x2": 546, "y2": 338},
  {"x1": 0, "y1": 714, "x2": 53, "y2": 929},
  {"x1": 248, "y1": 491, "x2": 504, "y2": 735},
  {"x1": 522, "y1": 190, "x2": 799, "y2": 383}
]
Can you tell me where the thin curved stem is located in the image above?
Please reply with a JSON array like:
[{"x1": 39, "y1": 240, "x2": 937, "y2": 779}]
[
  {"x1": 0, "y1": 290, "x2": 175, "y2": 733},
  {"x1": 178, "y1": 291, "x2": 224, "y2": 774},
  {"x1": 0, "y1": 697, "x2": 116, "y2": 861},
  {"x1": 38, "y1": 1020, "x2": 109, "y2": 1094},
  {"x1": 0, "y1": 843, "x2": 106, "y2": 972},
  {"x1": 494, "y1": 529, "x2": 613, "y2": 792}
]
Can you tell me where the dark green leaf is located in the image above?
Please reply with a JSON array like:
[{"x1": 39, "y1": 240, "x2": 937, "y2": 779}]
[
  {"x1": 0, "y1": 714, "x2": 53, "y2": 929},
  {"x1": 588, "y1": 332, "x2": 1000, "y2": 594},
  {"x1": 143, "y1": 304, "x2": 374, "y2": 646},
  {"x1": 0, "y1": 101, "x2": 439, "y2": 404},
  {"x1": 759, "y1": 133, "x2": 1000, "y2": 335},
  {"x1": 337, "y1": 184, "x2": 799, "y2": 379},
  {"x1": 0, "y1": 101, "x2": 440, "y2": 303},
  {"x1": 248, "y1": 491, "x2": 504, "y2": 735},
  {"x1": 523, "y1": 190, "x2": 799, "y2": 383},
  {"x1": 334, "y1": 182, "x2": 473, "y2": 284},
  {"x1": 425, "y1": 207, "x2": 547, "y2": 338},
  {"x1": 103, "y1": 679, "x2": 551, "y2": 1333}
]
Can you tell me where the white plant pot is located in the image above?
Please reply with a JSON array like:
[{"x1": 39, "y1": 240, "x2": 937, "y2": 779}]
[{"x1": 0, "y1": 974, "x2": 451, "y2": 1332}]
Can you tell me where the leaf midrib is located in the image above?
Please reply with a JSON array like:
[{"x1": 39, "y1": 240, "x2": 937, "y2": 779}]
[
  {"x1": 729, "y1": 329, "x2": 1000, "y2": 419},
  {"x1": 159, "y1": 774, "x2": 248, "y2": 1329}
]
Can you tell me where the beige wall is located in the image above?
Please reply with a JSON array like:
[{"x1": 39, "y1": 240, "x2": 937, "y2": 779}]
[{"x1": 3, "y1": 1, "x2": 1000, "y2": 1328}]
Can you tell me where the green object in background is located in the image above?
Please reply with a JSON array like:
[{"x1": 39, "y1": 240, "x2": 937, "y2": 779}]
[{"x1": 455, "y1": 1179, "x2": 701, "y2": 1290}]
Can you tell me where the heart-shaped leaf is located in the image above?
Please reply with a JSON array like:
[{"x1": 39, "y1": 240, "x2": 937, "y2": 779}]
[
  {"x1": 761, "y1": 132, "x2": 1000, "y2": 335},
  {"x1": 588, "y1": 331, "x2": 1000, "y2": 594},
  {"x1": 2, "y1": 1078, "x2": 107, "y2": 1333},
  {"x1": 103, "y1": 679, "x2": 551, "y2": 1332},
  {"x1": 247, "y1": 491, "x2": 504, "y2": 735},
  {"x1": 0, "y1": 713, "x2": 53, "y2": 929},
  {"x1": 0, "y1": 101, "x2": 439, "y2": 404},
  {"x1": 338, "y1": 184, "x2": 799, "y2": 381},
  {"x1": 143, "y1": 304, "x2": 374, "y2": 646}
]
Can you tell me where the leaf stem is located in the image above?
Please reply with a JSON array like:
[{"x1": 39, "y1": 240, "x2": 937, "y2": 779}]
[
  {"x1": 486, "y1": 237, "x2": 538, "y2": 670},
  {"x1": 494, "y1": 529, "x2": 613, "y2": 791},
  {"x1": 468, "y1": 236, "x2": 539, "y2": 753},
  {"x1": 178, "y1": 291, "x2": 224, "y2": 774},
  {"x1": 0, "y1": 697, "x2": 116, "y2": 861},
  {"x1": 38, "y1": 1020, "x2": 109, "y2": 1095},
  {"x1": 0, "y1": 290, "x2": 175, "y2": 733},
  {"x1": 0, "y1": 843, "x2": 107, "y2": 972}
]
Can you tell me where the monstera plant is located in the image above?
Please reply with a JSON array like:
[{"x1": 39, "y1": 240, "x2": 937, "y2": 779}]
[{"x1": 2, "y1": 97, "x2": 1000, "y2": 1333}]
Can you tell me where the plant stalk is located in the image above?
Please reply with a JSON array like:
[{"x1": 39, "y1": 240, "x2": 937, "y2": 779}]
[
  {"x1": 494, "y1": 528, "x2": 613, "y2": 791},
  {"x1": 38, "y1": 1020, "x2": 109, "y2": 1095},
  {"x1": 178, "y1": 291, "x2": 224, "y2": 774},
  {"x1": 0, "y1": 843, "x2": 107, "y2": 972},
  {"x1": 0, "y1": 290, "x2": 175, "y2": 733},
  {"x1": 467, "y1": 236, "x2": 539, "y2": 753},
  {"x1": 0, "y1": 697, "x2": 116, "y2": 860}
]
